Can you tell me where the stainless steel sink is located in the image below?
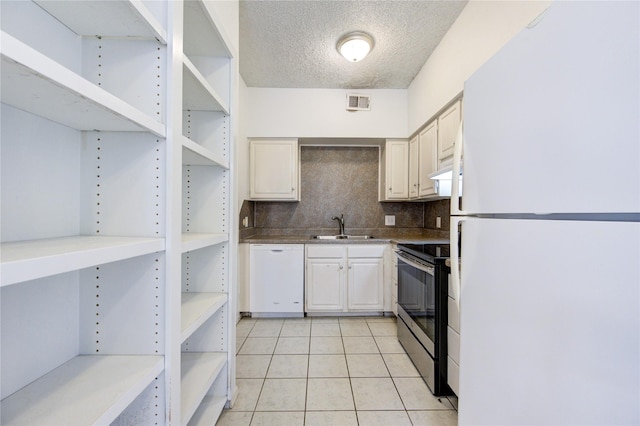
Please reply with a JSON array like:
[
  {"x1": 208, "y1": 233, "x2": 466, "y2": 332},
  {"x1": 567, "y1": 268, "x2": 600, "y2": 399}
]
[{"x1": 310, "y1": 235, "x2": 375, "y2": 240}]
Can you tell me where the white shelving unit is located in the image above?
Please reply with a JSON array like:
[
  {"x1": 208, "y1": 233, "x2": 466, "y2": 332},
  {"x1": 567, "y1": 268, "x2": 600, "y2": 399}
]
[
  {"x1": 1, "y1": 0, "x2": 236, "y2": 424},
  {"x1": 169, "y1": 0, "x2": 236, "y2": 424}
]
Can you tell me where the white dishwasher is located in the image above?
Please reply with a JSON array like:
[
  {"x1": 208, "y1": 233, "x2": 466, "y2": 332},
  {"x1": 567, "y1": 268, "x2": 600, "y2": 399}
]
[{"x1": 249, "y1": 244, "x2": 304, "y2": 317}]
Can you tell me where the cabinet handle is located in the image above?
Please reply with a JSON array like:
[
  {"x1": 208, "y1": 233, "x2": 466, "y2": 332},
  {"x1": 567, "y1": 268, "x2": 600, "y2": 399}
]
[
  {"x1": 388, "y1": 187, "x2": 392, "y2": 191},
  {"x1": 339, "y1": 265, "x2": 344, "y2": 270},
  {"x1": 291, "y1": 187, "x2": 295, "y2": 192}
]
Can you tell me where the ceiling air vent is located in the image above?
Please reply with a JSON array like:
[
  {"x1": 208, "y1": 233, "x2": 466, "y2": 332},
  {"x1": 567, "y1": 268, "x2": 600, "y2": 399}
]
[{"x1": 346, "y1": 94, "x2": 371, "y2": 111}]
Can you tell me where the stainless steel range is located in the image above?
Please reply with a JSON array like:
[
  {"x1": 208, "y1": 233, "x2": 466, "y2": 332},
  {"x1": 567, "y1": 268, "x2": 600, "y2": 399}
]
[{"x1": 395, "y1": 243, "x2": 451, "y2": 396}]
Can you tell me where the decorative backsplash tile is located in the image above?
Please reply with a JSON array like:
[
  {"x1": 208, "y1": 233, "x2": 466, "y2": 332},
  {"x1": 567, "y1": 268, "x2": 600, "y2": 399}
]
[{"x1": 255, "y1": 146, "x2": 424, "y2": 231}]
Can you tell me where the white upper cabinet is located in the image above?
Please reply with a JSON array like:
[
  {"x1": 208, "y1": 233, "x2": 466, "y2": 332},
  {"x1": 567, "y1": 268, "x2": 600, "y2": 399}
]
[
  {"x1": 418, "y1": 121, "x2": 438, "y2": 197},
  {"x1": 437, "y1": 100, "x2": 462, "y2": 163},
  {"x1": 250, "y1": 139, "x2": 299, "y2": 201},
  {"x1": 408, "y1": 136, "x2": 420, "y2": 199},
  {"x1": 382, "y1": 139, "x2": 409, "y2": 200}
]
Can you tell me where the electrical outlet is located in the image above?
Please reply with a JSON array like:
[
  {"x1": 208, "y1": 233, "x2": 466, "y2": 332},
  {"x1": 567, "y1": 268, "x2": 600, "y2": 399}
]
[
  {"x1": 385, "y1": 215, "x2": 395, "y2": 226},
  {"x1": 436, "y1": 216, "x2": 442, "y2": 228},
  {"x1": 243, "y1": 216, "x2": 249, "y2": 227}
]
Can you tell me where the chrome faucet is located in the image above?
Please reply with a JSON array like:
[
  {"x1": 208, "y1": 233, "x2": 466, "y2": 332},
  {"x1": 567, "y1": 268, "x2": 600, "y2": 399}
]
[{"x1": 331, "y1": 214, "x2": 345, "y2": 236}]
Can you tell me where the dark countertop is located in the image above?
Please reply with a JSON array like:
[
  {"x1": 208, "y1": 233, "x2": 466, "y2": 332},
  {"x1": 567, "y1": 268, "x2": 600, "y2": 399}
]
[{"x1": 240, "y1": 234, "x2": 450, "y2": 245}]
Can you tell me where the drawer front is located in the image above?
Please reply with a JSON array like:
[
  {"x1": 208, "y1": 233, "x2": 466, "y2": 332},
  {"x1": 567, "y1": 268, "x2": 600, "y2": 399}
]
[
  {"x1": 306, "y1": 245, "x2": 346, "y2": 258},
  {"x1": 447, "y1": 325, "x2": 460, "y2": 365},
  {"x1": 347, "y1": 245, "x2": 385, "y2": 258}
]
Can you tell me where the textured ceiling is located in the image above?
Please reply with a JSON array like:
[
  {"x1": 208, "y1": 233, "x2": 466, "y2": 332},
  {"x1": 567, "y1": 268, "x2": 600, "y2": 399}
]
[{"x1": 239, "y1": 0, "x2": 468, "y2": 89}]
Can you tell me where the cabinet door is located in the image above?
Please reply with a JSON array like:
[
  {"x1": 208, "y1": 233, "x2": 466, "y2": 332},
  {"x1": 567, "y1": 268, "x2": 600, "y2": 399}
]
[
  {"x1": 347, "y1": 258, "x2": 383, "y2": 311},
  {"x1": 438, "y1": 100, "x2": 461, "y2": 162},
  {"x1": 385, "y1": 140, "x2": 409, "y2": 199},
  {"x1": 418, "y1": 121, "x2": 438, "y2": 197},
  {"x1": 306, "y1": 258, "x2": 345, "y2": 311},
  {"x1": 408, "y1": 135, "x2": 419, "y2": 199},
  {"x1": 250, "y1": 139, "x2": 298, "y2": 200}
]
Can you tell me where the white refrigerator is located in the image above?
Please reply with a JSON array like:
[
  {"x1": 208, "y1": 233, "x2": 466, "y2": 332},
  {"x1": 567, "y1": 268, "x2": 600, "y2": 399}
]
[{"x1": 449, "y1": 1, "x2": 640, "y2": 424}]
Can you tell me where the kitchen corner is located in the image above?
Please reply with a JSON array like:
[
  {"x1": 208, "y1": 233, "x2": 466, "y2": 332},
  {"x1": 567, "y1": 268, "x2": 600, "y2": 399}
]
[
  {"x1": 239, "y1": 145, "x2": 451, "y2": 245},
  {"x1": 237, "y1": 144, "x2": 451, "y2": 322}
]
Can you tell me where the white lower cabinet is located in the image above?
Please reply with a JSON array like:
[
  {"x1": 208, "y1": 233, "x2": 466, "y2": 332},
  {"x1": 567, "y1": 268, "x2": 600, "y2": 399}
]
[
  {"x1": 447, "y1": 272, "x2": 460, "y2": 396},
  {"x1": 391, "y1": 243, "x2": 399, "y2": 315},
  {"x1": 306, "y1": 256, "x2": 345, "y2": 311},
  {"x1": 305, "y1": 245, "x2": 384, "y2": 313}
]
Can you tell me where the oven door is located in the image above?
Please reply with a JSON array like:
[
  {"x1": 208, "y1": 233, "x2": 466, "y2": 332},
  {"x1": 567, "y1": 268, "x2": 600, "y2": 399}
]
[{"x1": 396, "y1": 251, "x2": 436, "y2": 356}]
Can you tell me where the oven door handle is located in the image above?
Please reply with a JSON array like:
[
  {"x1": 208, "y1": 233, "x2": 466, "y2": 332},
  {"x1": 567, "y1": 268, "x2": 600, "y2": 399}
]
[{"x1": 395, "y1": 251, "x2": 435, "y2": 276}]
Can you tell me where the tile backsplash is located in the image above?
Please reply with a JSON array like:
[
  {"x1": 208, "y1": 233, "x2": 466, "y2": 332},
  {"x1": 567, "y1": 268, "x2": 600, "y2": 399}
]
[{"x1": 241, "y1": 146, "x2": 450, "y2": 238}]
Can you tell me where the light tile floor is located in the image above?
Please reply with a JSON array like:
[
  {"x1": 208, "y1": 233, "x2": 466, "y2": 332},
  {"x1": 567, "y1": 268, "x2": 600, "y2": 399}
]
[{"x1": 217, "y1": 316, "x2": 457, "y2": 426}]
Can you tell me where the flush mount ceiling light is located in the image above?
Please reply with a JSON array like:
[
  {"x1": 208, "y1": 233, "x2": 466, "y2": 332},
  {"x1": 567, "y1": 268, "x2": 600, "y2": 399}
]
[{"x1": 337, "y1": 31, "x2": 374, "y2": 62}]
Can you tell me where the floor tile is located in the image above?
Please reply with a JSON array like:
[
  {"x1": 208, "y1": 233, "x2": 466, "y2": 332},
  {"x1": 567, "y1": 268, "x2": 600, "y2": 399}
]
[
  {"x1": 236, "y1": 336, "x2": 246, "y2": 354},
  {"x1": 216, "y1": 410, "x2": 253, "y2": 426},
  {"x1": 340, "y1": 322, "x2": 372, "y2": 336},
  {"x1": 393, "y1": 377, "x2": 454, "y2": 410},
  {"x1": 306, "y1": 378, "x2": 355, "y2": 411},
  {"x1": 382, "y1": 353, "x2": 420, "y2": 377},
  {"x1": 304, "y1": 411, "x2": 358, "y2": 426},
  {"x1": 236, "y1": 321, "x2": 255, "y2": 338},
  {"x1": 250, "y1": 411, "x2": 304, "y2": 426},
  {"x1": 368, "y1": 322, "x2": 397, "y2": 336},
  {"x1": 280, "y1": 321, "x2": 311, "y2": 337},
  {"x1": 236, "y1": 355, "x2": 271, "y2": 379},
  {"x1": 310, "y1": 336, "x2": 344, "y2": 354},
  {"x1": 308, "y1": 354, "x2": 348, "y2": 377},
  {"x1": 346, "y1": 354, "x2": 390, "y2": 377},
  {"x1": 230, "y1": 379, "x2": 264, "y2": 411},
  {"x1": 311, "y1": 322, "x2": 341, "y2": 336},
  {"x1": 407, "y1": 410, "x2": 458, "y2": 426},
  {"x1": 343, "y1": 336, "x2": 379, "y2": 354},
  {"x1": 255, "y1": 378, "x2": 307, "y2": 411},
  {"x1": 357, "y1": 410, "x2": 412, "y2": 426},
  {"x1": 230, "y1": 317, "x2": 459, "y2": 426},
  {"x1": 266, "y1": 354, "x2": 308, "y2": 378},
  {"x1": 248, "y1": 319, "x2": 283, "y2": 337},
  {"x1": 309, "y1": 317, "x2": 339, "y2": 323},
  {"x1": 339, "y1": 317, "x2": 368, "y2": 323},
  {"x1": 374, "y1": 336, "x2": 406, "y2": 353},
  {"x1": 274, "y1": 337, "x2": 310, "y2": 354},
  {"x1": 351, "y1": 378, "x2": 404, "y2": 411},
  {"x1": 365, "y1": 316, "x2": 396, "y2": 323},
  {"x1": 238, "y1": 337, "x2": 277, "y2": 355}
]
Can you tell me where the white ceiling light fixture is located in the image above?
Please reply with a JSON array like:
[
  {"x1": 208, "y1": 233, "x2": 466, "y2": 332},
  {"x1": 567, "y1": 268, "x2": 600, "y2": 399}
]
[{"x1": 337, "y1": 31, "x2": 374, "y2": 62}]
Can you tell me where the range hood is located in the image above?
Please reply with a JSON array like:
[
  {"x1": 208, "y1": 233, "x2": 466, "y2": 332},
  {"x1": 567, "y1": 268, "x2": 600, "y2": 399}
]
[{"x1": 429, "y1": 165, "x2": 462, "y2": 197}]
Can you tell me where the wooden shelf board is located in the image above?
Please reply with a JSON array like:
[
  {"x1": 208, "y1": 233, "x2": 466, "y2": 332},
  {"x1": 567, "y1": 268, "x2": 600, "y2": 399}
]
[
  {"x1": 1, "y1": 355, "x2": 164, "y2": 426},
  {"x1": 182, "y1": 57, "x2": 229, "y2": 113},
  {"x1": 33, "y1": 0, "x2": 167, "y2": 43},
  {"x1": 1, "y1": 235, "x2": 165, "y2": 287},
  {"x1": 1, "y1": 32, "x2": 166, "y2": 137},
  {"x1": 181, "y1": 292, "x2": 228, "y2": 342},
  {"x1": 187, "y1": 394, "x2": 227, "y2": 426},
  {"x1": 181, "y1": 233, "x2": 228, "y2": 253},
  {"x1": 181, "y1": 352, "x2": 226, "y2": 426},
  {"x1": 182, "y1": 136, "x2": 229, "y2": 168}
]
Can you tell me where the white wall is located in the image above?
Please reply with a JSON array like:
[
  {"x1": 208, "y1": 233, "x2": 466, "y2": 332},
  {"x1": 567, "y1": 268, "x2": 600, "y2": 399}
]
[
  {"x1": 245, "y1": 88, "x2": 407, "y2": 138},
  {"x1": 407, "y1": 0, "x2": 551, "y2": 134}
]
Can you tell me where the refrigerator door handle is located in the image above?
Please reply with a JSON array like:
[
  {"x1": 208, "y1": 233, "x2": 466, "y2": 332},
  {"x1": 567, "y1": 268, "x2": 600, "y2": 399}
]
[
  {"x1": 451, "y1": 121, "x2": 467, "y2": 216},
  {"x1": 450, "y1": 216, "x2": 463, "y2": 309}
]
